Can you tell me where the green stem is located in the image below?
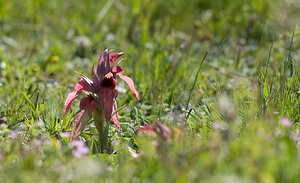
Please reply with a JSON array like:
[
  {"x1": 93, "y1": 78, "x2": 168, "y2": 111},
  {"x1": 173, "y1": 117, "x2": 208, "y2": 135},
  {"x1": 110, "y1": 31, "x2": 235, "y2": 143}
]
[
  {"x1": 99, "y1": 124, "x2": 109, "y2": 153},
  {"x1": 93, "y1": 108, "x2": 109, "y2": 153}
]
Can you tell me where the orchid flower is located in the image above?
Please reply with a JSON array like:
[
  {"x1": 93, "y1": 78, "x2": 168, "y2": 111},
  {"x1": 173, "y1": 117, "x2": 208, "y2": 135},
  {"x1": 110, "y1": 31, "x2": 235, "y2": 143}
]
[
  {"x1": 139, "y1": 122, "x2": 183, "y2": 142},
  {"x1": 139, "y1": 122, "x2": 171, "y2": 141},
  {"x1": 139, "y1": 122, "x2": 183, "y2": 153},
  {"x1": 63, "y1": 48, "x2": 139, "y2": 141}
]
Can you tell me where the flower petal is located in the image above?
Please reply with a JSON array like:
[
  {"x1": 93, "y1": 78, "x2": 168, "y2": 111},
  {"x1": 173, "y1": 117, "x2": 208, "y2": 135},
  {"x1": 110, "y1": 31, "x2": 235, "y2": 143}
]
[
  {"x1": 91, "y1": 65, "x2": 100, "y2": 93},
  {"x1": 63, "y1": 79, "x2": 88, "y2": 116},
  {"x1": 118, "y1": 75, "x2": 139, "y2": 100},
  {"x1": 100, "y1": 76, "x2": 117, "y2": 123},
  {"x1": 75, "y1": 79, "x2": 88, "y2": 91},
  {"x1": 97, "y1": 49, "x2": 110, "y2": 79},
  {"x1": 111, "y1": 65, "x2": 124, "y2": 76},
  {"x1": 139, "y1": 122, "x2": 171, "y2": 141},
  {"x1": 72, "y1": 96, "x2": 99, "y2": 140},
  {"x1": 79, "y1": 96, "x2": 98, "y2": 117},
  {"x1": 109, "y1": 52, "x2": 124, "y2": 64},
  {"x1": 116, "y1": 58, "x2": 126, "y2": 65},
  {"x1": 156, "y1": 122, "x2": 171, "y2": 141},
  {"x1": 111, "y1": 101, "x2": 120, "y2": 131},
  {"x1": 139, "y1": 125, "x2": 156, "y2": 137},
  {"x1": 63, "y1": 91, "x2": 78, "y2": 115},
  {"x1": 75, "y1": 72, "x2": 94, "y2": 92},
  {"x1": 72, "y1": 110, "x2": 92, "y2": 141}
]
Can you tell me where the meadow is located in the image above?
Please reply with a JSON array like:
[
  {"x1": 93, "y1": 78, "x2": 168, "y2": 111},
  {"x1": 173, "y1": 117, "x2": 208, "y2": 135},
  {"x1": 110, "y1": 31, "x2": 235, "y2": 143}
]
[{"x1": 0, "y1": 0, "x2": 299, "y2": 182}]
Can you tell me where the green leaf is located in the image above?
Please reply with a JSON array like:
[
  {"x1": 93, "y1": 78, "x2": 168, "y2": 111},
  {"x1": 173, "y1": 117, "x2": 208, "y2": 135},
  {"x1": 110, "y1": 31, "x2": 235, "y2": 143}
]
[
  {"x1": 40, "y1": 104, "x2": 45, "y2": 112},
  {"x1": 22, "y1": 92, "x2": 35, "y2": 110},
  {"x1": 263, "y1": 80, "x2": 269, "y2": 101}
]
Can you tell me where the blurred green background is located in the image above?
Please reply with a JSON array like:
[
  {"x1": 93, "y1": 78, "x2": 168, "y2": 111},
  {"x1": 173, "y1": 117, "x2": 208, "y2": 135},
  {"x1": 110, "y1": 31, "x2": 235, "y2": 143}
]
[{"x1": 0, "y1": 0, "x2": 299, "y2": 182}]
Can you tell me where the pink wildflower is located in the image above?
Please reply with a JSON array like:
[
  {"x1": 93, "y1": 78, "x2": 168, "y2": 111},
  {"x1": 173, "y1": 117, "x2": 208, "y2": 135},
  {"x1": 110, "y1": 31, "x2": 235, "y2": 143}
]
[
  {"x1": 72, "y1": 140, "x2": 89, "y2": 158},
  {"x1": 40, "y1": 134, "x2": 46, "y2": 140},
  {"x1": 281, "y1": 117, "x2": 292, "y2": 128},
  {"x1": 290, "y1": 132, "x2": 300, "y2": 142},
  {"x1": 60, "y1": 132, "x2": 71, "y2": 138},
  {"x1": 63, "y1": 48, "x2": 139, "y2": 140},
  {"x1": 8, "y1": 131, "x2": 19, "y2": 139},
  {"x1": 34, "y1": 139, "x2": 43, "y2": 150},
  {"x1": 212, "y1": 122, "x2": 221, "y2": 130},
  {"x1": 112, "y1": 140, "x2": 120, "y2": 146},
  {"x1": 274, "y1": 129, "x2": 281, "y2": 137}
]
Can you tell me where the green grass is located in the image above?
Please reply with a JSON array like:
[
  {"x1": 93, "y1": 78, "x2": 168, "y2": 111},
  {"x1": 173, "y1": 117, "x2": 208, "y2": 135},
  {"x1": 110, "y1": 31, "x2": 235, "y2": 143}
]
[{"x1": 0, "y1": 0, "x2": 299, "y2": 182}]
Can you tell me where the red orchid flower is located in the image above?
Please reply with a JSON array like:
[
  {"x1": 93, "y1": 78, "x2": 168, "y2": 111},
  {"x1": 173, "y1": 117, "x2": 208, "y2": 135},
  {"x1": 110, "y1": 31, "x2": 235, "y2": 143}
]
[
  {"x1": 63, "y1": 49, "x2": 139, "y2": 140},
  {"x1": 139, "y1": 122, "x2": 171, "y2": 141},
  {"x1": 139, "y1": 122, "x2": 183, "y2": 142}
]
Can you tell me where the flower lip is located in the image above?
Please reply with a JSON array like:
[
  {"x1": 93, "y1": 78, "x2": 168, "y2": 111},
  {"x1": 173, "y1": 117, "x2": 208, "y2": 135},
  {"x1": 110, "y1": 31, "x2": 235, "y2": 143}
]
[{"x1": 101, "y1": 76, "x2": 115, "y2": 87}]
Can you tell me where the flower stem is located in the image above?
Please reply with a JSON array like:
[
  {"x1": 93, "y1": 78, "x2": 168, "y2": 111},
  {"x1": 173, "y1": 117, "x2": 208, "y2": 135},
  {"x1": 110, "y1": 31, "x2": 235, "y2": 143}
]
[
  {"x1": 99, "y1": 123, "x2": 109, "y2": 153},
  {"x1": 93, "y1": 108, "x2": 109, "y2": 153}
]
